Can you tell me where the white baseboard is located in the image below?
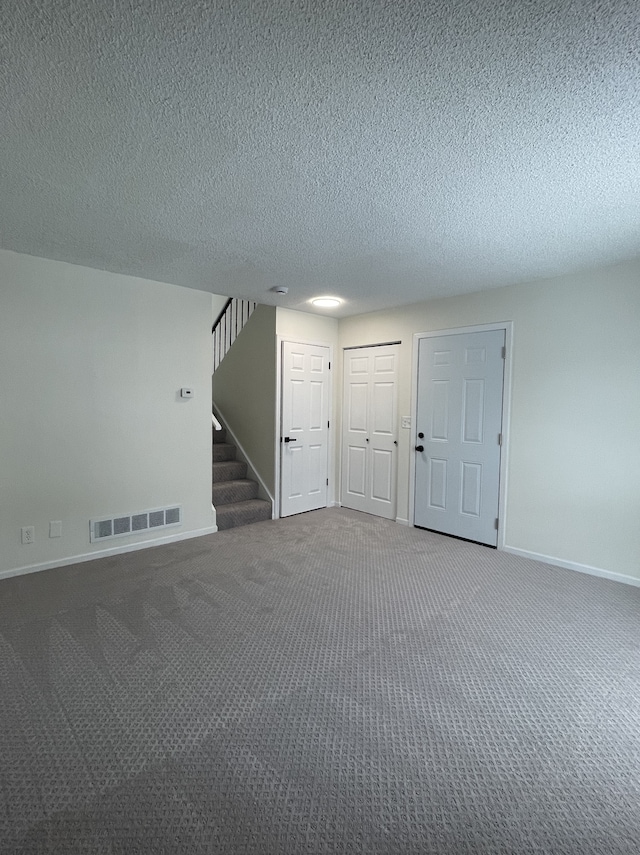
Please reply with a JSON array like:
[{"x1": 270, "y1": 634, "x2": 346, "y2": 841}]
[
  {"x1": 502, "y1": 545, "x2": 640, "y2": 589},
  {"x1": 0, "y1": 525, "x2": 219, "y2": 582},
  {"x1": 395, "y1": 517, "x2": 410, "y2": 526}
]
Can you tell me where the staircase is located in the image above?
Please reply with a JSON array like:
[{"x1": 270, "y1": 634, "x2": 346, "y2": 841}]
[{"x1": 212, "y1": 427, "x2": 272, "y2": 530}]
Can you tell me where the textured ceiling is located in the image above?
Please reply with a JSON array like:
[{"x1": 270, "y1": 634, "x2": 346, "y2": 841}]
[{"x1": 2, "y1": 0, "x2": 640, "y2": 316}]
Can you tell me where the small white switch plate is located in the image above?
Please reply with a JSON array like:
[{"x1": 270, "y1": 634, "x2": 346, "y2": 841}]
[
  {"x1": 180, "y1": 387, "x2": 194, "y2": 398},
  {"x1": 49, "y1": 520, "x2": 62, "y2": 538},
  {"x1": 21, "y1": 526, "x2": 35, "y2": 545},
  {"x1": 401, "y1": 416, "x2": 411, "y2": 429}
]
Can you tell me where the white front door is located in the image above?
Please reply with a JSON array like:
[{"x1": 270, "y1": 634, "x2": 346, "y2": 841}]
[
  {"x1": 414, "y1": 330, "x2": 505, "y2": 545},
  {"x1": 341, "y1": 344, "x2": 399, "y2": 520},
  {"x1": 280, "y1": 341, "x2": 330, "y2": 517}
]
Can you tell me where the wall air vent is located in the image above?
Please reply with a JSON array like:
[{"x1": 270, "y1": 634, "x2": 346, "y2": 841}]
[{"x1": 90, "y1": 505, "x2": 182, "y2": 543}]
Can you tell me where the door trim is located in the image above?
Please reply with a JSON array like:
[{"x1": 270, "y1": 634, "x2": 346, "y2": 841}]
[
  {"x1": 343, "y1": 341, "x2": 401, "y2": 350},
  {"x1": 409, "y1": 322, "x2": 513, "y2": 549},
  {"x1": 275, "y1": 336, "x2": 334, "y2": 519}
]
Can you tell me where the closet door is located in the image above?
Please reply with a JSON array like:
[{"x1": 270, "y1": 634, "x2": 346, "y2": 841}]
[{"x1": 342, "y1": 345, "x2": 399, "y2": 520}]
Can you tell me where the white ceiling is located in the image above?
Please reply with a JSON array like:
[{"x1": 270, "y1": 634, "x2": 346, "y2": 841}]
[{"x1": 2, "y1": 0, "x2": 639, "y2": 317}]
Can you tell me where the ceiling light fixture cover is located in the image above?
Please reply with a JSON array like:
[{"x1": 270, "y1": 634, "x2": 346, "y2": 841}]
[{"x1": 312, "y1": 297, "x2": 341, "y2": 308}]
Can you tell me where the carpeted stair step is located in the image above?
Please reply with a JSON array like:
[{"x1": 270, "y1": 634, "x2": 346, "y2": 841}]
[
  {"x1": 212, "y1": 442, "x2": 237, "y2": 462},
  {"x1": 213, "y1": 459, "x2": 247, "y2": 481},
  {"x1": 215, "y1": 499, "x2": 272, "y2": 531},
  {"x1": 213, "y1": 478, "x2": 258, "y2": 505},
  {"x1": 211, "y1": 422, "x2": 272, "y2": 531}
]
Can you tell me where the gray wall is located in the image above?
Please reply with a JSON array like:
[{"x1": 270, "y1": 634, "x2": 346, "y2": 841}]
[{"x1": 0, "y1": 250, "x2": 216, "y2": 577}]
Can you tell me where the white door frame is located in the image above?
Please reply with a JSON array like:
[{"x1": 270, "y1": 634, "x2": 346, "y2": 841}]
[
  {"x1": 274, "y1": 336, "x2": 335, "y2": 519},
  {"x1": 409, "y1": 322, "x2": 513, "y2": 549}
]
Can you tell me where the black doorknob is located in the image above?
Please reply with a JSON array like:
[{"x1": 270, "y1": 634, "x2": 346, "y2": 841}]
[
  {"x1": 418, "y1": 432, "x2": 424, "y2": 439},
  {"x1": 415, "y1": 445, "x2": 424, "y2": 452}
]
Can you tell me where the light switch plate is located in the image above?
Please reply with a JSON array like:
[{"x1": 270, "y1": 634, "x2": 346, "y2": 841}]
[{"x1": 401, "y1": 416, "x2": 411, "y2": 429}]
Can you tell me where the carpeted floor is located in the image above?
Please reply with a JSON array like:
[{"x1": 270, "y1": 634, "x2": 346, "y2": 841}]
[{"x1": 1, "y1": 508, "x2": 640, "y2": 854}]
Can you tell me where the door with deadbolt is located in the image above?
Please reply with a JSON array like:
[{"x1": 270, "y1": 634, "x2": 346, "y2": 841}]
[{"x1": 414, "y1": 330, "x2": 505, "y2": 545}]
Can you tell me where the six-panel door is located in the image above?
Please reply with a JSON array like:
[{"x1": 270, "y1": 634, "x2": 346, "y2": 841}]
[
  {"x1": 414, "y1": 330, "x2": 505, "y2": 545},
  {"x1": 280, "y1": 341, "x2": 330, "y2": 517},
  {"x1": 341, "y1": 344, "x2": 399, "y2": 520}
]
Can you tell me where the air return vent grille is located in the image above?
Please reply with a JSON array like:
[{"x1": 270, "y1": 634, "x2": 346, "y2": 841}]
[{"x1": 90, "y1": 505, "x2": 182, "y2": 543}]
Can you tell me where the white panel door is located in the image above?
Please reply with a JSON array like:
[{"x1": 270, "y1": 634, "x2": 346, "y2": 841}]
[
  {"x1": 414, "y1": 330, "x2": 505, "y2": 545},
  {"x1": 341, "y1": 345, "x2": 399, "y2": 519},
  {"x1": 280, "y1": 341, "x2": 330, "y2": 517}
]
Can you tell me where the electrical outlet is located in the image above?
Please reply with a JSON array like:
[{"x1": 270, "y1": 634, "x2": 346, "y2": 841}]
[
  {"x1": 49, "y1": 520, "x2": 62, "y2": 538},
  {"x1": 21, "y1": 526, "x2": 35, "y2": 545},
  {"x1": 401, "y1": 416, "x2": 411, "y2": 429}
]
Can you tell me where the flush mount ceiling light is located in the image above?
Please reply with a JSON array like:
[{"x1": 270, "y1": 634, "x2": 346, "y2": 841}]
[{"x1": 311, "y1": 297, "x2": 341, "y2": 308}]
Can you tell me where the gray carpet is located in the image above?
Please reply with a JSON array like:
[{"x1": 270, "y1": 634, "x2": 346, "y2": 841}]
[{"x1": 1, "y1": 508, "x2": 640, "y2": 854}]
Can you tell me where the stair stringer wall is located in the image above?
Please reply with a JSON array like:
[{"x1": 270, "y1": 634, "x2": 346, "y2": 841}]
[{"x1": 212, "y1": 304, "x2": 277, "y2": 501}]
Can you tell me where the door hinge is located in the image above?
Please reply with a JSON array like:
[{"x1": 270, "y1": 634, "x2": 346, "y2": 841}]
[
  {"x1": 498, "y1": 433, "x2": 502, "y2": 446},
  {"x1": 326, "y1": 478, "x2": 329, "y2": 486},
  {"x1": 329, "y1": 361, "x2": 331, "y2": 369},
  {"x1": 495, "y1": 518, "x2": 499, "y2": 530},
  {"x1": 501, "y1": 346, "x2": 506, "y2": 359},
  {"x1": 327, "y1": 420, "x2": 330, "y2": 429}
]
